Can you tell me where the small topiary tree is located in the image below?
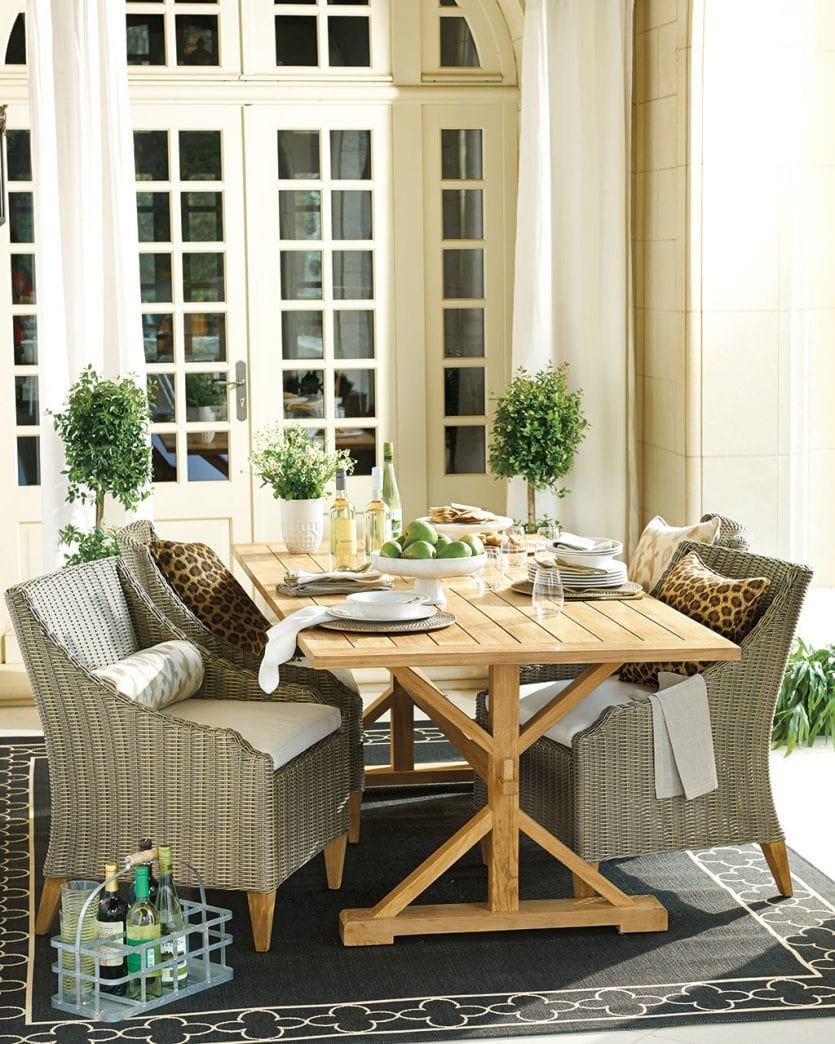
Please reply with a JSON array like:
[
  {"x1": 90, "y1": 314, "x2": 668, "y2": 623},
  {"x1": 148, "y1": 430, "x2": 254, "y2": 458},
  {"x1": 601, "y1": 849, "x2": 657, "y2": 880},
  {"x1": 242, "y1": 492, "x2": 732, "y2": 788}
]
[
  {"x1": 488, "y1": 362, "x2": 588, "y2": 531},
  {"x1": 50, "y1": 365, "x2": 152, "y2": 564}
]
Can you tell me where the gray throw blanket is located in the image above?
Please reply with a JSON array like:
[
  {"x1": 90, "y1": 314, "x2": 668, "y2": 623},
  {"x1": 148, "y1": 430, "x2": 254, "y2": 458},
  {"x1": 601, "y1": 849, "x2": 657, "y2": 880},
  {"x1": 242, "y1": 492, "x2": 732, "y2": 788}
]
[{"x1": 648, "y1": 672, "x2": 718, "y2": 800}]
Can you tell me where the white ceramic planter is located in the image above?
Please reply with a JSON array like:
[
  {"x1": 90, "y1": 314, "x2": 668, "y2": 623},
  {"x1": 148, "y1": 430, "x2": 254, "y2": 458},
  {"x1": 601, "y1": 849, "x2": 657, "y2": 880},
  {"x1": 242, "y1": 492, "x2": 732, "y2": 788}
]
[{"x1": 280, "y1": 497, "x2": 325, "y2": 553}]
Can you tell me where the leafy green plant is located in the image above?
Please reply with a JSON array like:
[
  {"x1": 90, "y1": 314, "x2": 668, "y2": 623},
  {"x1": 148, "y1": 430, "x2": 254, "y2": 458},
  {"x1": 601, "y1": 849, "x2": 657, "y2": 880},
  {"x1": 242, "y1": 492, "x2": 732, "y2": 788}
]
[
  {"x1": 185, "y1": 371, "x2": 225, "y2": 409},
  {"x1": 250, "y1": 423, "x2": 353, "y2": 500},
  {"x1": 50, "y1": 366, "x2": 152, "y2": 564},
  {"x1": 772, "y1": 638, "x2": 835, "y2": 753},
  {"x1": 488, "y1": 363, "x2": 589, "y2": 530}
]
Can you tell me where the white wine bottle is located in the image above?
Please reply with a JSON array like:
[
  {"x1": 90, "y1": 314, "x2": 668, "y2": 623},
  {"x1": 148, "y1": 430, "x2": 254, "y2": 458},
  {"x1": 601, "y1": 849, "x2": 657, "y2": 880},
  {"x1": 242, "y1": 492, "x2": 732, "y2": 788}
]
[
  {"x1": 156, "y1": 844, "x2": 188, "y2": 989},
  {"x1": 126, "y1": 864, "x2": 161, "y2": 999},
  {"x1": 96, "y1": 860, "x2": 127, "y2": 996},
  {"x1": 382, "y1": 442, "x2": 403, "y2": 540},
  {"x1": 364, "y1": 466, "x2": 390, "y2": 554},
  {"x1": 329, "y1": 468, "x2": 357, "y2": 570}
]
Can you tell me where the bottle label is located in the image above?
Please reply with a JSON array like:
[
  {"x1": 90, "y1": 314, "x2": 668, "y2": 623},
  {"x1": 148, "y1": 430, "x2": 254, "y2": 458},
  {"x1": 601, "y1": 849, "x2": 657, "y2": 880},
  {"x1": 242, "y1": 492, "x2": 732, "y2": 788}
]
[
  {"x1": 390, "y1": 507, "x2": 403, "y2": 539},
  {"x1": 331, "y1": 518, "x2": 357, "y2": 567},
  {"x1": 126, "y1": 924, "x2": 161, "y2": 976},
  {"x1": 160, "y1": 934, "x2": 188, "y2": 984},
  {"x1": 96, "y1": 920, "x2": 125, "y2": 967}
]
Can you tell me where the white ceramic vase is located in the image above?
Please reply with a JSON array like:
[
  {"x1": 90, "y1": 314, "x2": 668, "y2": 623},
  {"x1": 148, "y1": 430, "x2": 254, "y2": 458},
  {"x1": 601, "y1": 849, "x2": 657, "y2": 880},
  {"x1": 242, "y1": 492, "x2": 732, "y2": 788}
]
[{"x1": 280, "y1": 497, "x2": 325, "y2": 553}]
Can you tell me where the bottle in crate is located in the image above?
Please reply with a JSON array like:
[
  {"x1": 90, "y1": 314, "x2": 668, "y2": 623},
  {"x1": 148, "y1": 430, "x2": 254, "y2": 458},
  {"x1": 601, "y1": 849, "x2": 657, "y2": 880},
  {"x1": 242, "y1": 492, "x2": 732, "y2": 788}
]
[
  {"x1": 157, "y1": 844, "x2": 188, "y2": 988},
  {"x1": 126, "y1": 865, "x2": 161, "y2": 999},
  {"x1": 127, "y1": 837, "x2": 158, "y2": 905},
  {"x1": 96, "y1": 860, "x2": 127, "y2": 996}
]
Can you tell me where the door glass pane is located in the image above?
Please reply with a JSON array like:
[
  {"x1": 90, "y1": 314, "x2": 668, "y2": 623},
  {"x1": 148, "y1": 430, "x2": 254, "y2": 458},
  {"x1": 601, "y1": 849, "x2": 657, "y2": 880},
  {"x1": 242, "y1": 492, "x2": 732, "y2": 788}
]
[
  {"x1": 283, "y1": 369, "x2": 325, "y2": 417},
  {"x1": 5, "y1": 14, "x2": 25, "y2": 66},
  {"x1": 336, "y1": 426, "x2": 374, "y2": 475},
  {"x1": 333, "y1": 250, "x2": 372, "y2": 299},
  {"x1": 444, "y1": 366, "x2": 484, "y2": 416},
  {"x1": 148, "y1": 373, "x2": 176, "y2": 423},
  {"x1": 443, "y1": 309, "x2": 484, "y2": 357},
  {"x1": 185, "y1": 313, "x2": 227, "y2": 361},
  {"x1": 143, "y1": 313, "x2": 174, "y2": 362},
  {"x1": 152, "y1": 433, "x2": 178, "y2": 482},
  {"x1": 135, "y1": 131, "x2": 169, "y2": 181},
  {"x1": 176, "y1": 15, "x2": 219, "y2": 65},
  {"x1": 330, "y1": 131, "x2": 371, "y2": 179},
  {"x1": 443, "y1": 249, "x2": 483, "y2": 298},
  {"x1": 7, "y1": 131, "x2": 32, "y2": 181},
  {"x1": 334, "y1": 310, "x2": 374, "y2": 358},
  {"x1": 183, "y1": 252, "x2": 225, "y2": 301},
  {"x1": 9, "y1": 193, "x2": 33, "y2": 243},
  {"x1": 187, "y1": 433, "x2": 229, "y2": 480},
  {"x1": 17, "y1": 436, "x2": 40, "y2": 486},
  {"x1": 15, "y1": 376, "x2": 38, "y2": 425},
  {"x1": 179, "y1": 131, "x2": 222, "y2": 181},
  {"x1": 127, "y1": 15, "x2": 165, "y2": 65},
  {"x1": 140, "y1": 254, "x2": 173, "y2": 302},
  {"x1": 328, "y1": 17, "x2": 370, "y2": 66},
  {"x1": 186, "y1": 372, "x2": 228, "y2": 420},
  {"x1": 336, "y1": 368, "x2": 375, "y2": 417},
  {"x1": 445, "y1": 425, "x2": 485, "y2": 474},
  {"x1": 279, "y1": 190, "x2": 321, "y2": 239},
  {"x1": 440, "y1": 17, "x2": 480, "y2": 67},
  {"x1": 276, "y1": 16, "x2": 318, "y2": 66},
  {"x1": 442, "y1": 189, "x2": 483, "y2": 240},
  {"x1": 13, "y1": 316, "x2": 38, "y2": 365},
  {"x1": 441, "y1": 129, "x2": 483, "y2": 180},
  {"x1": 278, "y1": 130, "x2": 320, "y2": 179},
  {"x1": 282, "y1": 311, "x2": 324, "y2": 359},
  {"x1": 332, "y1": 191, "x2": 371, "y2": 239},
  {"x1": 137, "y1": 192, "x2": 171, "y2": 242},
  {"x1": 181, "y1": 192, "x2": 223, "y2": 241},
  {"x1": 11, "y1": 255, "x2": 36, "y2": 305},
  {"x1": 281, "y1": 250, "x2": 322, "y2": 300}
]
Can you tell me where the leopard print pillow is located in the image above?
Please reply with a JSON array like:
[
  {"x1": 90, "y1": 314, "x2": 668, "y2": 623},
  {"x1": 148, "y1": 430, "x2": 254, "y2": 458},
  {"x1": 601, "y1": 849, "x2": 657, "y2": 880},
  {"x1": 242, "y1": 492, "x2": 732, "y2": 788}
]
[
  {"x1": 149, "y1": 540, "x2": 269, "y2": 657},
  {"x1": 620, "y1": 550, "x2": 770, "y2": 688}
]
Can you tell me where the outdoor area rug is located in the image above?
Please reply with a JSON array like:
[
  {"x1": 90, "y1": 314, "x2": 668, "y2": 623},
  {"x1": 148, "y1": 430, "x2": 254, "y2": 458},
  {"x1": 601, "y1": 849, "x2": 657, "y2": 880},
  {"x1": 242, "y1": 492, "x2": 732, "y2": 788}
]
[{"x1": 3, "y1": 735, "x2": 835, "y2": 1042}]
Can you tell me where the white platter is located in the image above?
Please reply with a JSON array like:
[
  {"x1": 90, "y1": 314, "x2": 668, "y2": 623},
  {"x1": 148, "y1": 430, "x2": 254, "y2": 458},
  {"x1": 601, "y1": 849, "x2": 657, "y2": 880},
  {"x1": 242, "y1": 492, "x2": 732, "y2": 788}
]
[
  {"x1": 328, "y1": 603, "x2": 436, "y2": 623},
  {"x1": 417, "y1": 515, "x2": 514, "y2": 539}
]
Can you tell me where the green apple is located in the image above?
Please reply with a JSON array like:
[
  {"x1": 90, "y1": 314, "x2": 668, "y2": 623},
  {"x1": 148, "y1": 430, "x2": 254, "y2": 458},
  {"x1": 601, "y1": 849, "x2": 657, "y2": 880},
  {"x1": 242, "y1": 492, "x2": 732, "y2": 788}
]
[
  {"x1": 459, "y1": 533, "x2": 484, "y2": 556},
  {"x1": 404, "y1": 518, "x2": 439, "y2": 546},
  {"x1": 401, "y1": 539, "x2": 437, "y2": 559},
  {"x1": 436, "y1": 540, "x2": 472, "y2": 559},
  {"x1": 434, "y1": 533, "x2": 452, "y2": 550},
  {"x1": 378, "y1": 540, "x2": 402, "y2": 558}
]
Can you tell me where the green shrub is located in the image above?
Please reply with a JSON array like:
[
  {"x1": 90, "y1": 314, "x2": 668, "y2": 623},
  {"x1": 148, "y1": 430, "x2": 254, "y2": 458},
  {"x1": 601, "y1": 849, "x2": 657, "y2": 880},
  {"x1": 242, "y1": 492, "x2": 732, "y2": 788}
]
[{"x1": 772, "y1": 638, "x2": 835, "y2": 753}]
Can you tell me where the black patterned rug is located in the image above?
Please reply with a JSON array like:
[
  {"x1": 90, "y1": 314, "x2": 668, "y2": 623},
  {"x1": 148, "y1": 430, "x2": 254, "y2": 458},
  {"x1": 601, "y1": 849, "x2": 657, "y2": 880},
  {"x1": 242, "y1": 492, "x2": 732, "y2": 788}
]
[{"x1": 3, "y1": 736, "x2": 835, "y2": 1042}]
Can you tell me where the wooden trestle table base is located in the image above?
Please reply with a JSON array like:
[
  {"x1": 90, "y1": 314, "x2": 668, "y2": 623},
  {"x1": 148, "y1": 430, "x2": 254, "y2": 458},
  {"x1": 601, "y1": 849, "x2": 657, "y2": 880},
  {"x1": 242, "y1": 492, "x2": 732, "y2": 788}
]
[{"x1": 234, "y1": 543, "x2": 741, "y2": 946}]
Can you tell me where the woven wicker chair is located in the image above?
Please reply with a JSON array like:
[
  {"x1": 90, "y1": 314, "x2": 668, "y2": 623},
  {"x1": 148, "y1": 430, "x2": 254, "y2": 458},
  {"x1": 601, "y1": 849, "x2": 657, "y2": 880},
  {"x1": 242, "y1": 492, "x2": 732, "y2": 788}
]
[
  {"x1": 116, "y1": 520, "x2": 364, "y2": 841},
  {"x1": 699, "y1": 512, "x2": 752, "y2": 550},
  {"x1": 474, "y1": 541, "x2": 812, "y2": 898},
  {"x1": 6, "y1": 557, "x2": 351, "y2": 952}
]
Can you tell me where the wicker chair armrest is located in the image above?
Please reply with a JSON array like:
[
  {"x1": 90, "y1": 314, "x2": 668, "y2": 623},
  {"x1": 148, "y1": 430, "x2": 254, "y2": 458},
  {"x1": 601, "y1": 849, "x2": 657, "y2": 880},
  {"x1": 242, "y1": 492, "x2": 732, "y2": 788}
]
[
  {"x1": 519, "y1": 662, "x2": 587, "y2": 687},
  {"x1": 198, "y1": 651, "x2": 324, "y2": 706}
]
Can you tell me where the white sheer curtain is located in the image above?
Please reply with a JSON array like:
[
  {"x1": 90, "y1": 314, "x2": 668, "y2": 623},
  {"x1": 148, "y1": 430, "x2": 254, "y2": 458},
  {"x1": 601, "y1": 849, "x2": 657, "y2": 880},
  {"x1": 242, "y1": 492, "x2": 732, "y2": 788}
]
[
  {"x1": 509, "y1": 0, "x2": 638, "y2": 551},
  {"x1": 28, "y1": 0, "x2": 147, "y2": 570}
]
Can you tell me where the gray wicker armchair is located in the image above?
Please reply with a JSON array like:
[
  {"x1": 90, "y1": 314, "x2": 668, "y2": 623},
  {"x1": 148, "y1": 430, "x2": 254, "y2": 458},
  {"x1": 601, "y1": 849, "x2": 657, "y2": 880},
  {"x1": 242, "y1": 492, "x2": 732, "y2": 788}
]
[
  {"x1": 699, "y1": 512, "x2": 752, "y2": 550},
  {"x1": 475, "y1": 541, "x2": 812, "y2": 898},
  {"x1": 6, "y1": 557, "x2": 351, "y2": 952},
  {"x1": 116, "y1": 520, "x2": 364, "y2": 841}
]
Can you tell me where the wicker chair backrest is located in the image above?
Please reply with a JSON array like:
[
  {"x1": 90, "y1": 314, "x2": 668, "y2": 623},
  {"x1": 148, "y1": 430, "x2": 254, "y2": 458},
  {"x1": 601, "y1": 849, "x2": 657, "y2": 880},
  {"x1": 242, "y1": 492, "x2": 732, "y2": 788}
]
[
  {"x1": 699, "y1": 513, "x2": 752, "y2": 551},
  {"x1": 18, "y1": 557, "x2": 140, "y2": 670}
]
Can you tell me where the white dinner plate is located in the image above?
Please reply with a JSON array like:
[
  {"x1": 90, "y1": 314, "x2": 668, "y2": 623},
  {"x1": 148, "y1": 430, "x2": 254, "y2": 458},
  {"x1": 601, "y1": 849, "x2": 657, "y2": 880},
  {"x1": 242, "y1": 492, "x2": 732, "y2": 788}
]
[
  {"x1": 327, "y1": 604, "x2": 437, "y2": 623},
  {"x1": 417, "y1": 515, "x2": 514, "y2": 538}
]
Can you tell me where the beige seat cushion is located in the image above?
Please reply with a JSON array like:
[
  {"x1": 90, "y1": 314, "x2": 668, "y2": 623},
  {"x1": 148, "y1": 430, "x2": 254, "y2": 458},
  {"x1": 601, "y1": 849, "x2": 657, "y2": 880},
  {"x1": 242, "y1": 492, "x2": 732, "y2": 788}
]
[
  {"x1": 628, "y1": 515, "x2": 721, "y2": 592},
  {"x1": 486, "y1": 677, "x2": 651, "y2": 749},
  {"x1": 161, "y1": 698, "x2": 341, "y2": 769},
  {"x1": 92, "y1": 640, "x2": 204, "y2": 710}
]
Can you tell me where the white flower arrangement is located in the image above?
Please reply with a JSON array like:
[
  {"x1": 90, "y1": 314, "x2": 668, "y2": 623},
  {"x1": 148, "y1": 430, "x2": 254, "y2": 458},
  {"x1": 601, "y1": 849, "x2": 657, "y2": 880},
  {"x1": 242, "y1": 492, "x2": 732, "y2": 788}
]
[{"x1": 249, "y1": 423, "x2": 353, "y2": 500}]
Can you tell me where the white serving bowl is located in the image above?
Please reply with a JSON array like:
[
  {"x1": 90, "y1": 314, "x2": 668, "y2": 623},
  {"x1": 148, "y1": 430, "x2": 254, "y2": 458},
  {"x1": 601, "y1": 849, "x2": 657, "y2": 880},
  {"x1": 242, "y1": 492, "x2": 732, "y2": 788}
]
[
  {"x1": 553, "y1": 538, "x2": 624, "y2": 570},
  {"x1": 370, "y1": 551, "x2": 487, "y2": 605},
  {"x1": 416, "y1": 515, "x2": 513, "y2": 539},
  {"x1": 346, "y1": 590, "x2": 427, "y2": 621}
]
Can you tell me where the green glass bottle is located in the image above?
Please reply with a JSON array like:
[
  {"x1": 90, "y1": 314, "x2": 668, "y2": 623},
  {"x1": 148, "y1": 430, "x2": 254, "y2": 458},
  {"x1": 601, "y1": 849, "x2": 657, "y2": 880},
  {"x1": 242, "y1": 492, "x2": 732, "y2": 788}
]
[
  {"x1": 382, "y1": 442, "x2": 403, "y2": 539},
  {"x1": 127, "y1": 837, "x2": 158, "y2": 905},
  {"x1": 157, "y1": 844, "x2": 188, "y2": 989},
  {"x1": 126, "y1": 864, "x2": 161, "y2": 999}
]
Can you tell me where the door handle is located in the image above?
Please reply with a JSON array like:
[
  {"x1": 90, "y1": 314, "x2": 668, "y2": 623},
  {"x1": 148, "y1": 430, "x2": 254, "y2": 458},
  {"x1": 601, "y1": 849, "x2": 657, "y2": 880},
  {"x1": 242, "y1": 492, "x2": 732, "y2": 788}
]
[{"x1": 212, "y1": 361, "x2": 247, "y2": 420}]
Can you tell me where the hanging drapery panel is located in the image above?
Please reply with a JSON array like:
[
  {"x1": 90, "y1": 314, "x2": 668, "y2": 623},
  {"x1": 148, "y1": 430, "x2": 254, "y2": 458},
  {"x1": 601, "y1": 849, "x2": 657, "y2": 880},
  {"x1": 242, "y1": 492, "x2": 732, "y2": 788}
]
[
  {"x1": 510, "y1": 0, "x2": 637, "y2": 552},
  {"x1": 28, "y1": 0, "x2": 147, "y2": 569}
]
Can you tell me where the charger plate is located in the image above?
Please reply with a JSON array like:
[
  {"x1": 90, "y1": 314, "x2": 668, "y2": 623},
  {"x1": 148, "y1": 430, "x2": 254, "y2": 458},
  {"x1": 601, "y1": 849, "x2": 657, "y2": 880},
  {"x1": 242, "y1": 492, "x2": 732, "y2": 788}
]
[
  {"x1": 318, "y1": 610, "x2": 456, "y2": 634},
  {"x1": 511, "y1": 580, "x2": 643, "y2": 600}
]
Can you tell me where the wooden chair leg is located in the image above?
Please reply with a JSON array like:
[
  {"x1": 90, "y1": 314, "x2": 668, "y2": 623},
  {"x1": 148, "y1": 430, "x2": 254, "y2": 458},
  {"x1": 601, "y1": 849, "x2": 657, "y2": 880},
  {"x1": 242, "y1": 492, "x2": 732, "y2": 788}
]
[
  {"x1": 247, "y1": 890, "x2": 277, "y2": 952},
  {"x1": 324, "y1": 832, "x2": 348, "y2": 889},
  {"x1": 348, "y1": 790, "x2": 362, "y2": 843},
  {"x1": 760, "y1": 840, "x2": 793, "y2": 897},
  {"x1": 572, "y1": 862, "x2": 599, "y2": 899},
  {"x1": 480, "y1": 834, "x2": 492, "y2": 866},
  {"x1": 36, "y1": 877, "x2": 65, "y2": 935}
]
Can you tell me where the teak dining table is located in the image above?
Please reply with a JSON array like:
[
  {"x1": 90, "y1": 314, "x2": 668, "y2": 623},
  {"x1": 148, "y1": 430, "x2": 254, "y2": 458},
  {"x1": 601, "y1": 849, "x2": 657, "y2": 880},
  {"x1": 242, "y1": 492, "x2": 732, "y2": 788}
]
[{"x1": 234, "y1": 543, "x2": 741, "y2": 946}]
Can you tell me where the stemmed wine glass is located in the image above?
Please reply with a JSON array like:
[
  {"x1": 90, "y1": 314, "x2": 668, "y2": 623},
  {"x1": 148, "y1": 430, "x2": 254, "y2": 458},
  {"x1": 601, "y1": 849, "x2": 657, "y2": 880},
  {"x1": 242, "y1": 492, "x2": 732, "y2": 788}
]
[{"x1": 531, "y1": 566, "x2": 564, "y2": 619}]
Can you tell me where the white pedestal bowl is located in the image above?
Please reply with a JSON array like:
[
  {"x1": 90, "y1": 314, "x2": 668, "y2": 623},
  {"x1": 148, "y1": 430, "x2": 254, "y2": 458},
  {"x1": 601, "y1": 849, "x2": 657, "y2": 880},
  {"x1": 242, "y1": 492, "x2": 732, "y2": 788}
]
[{"x1": 370, "y1": 552, "x2": 487, "y2": 605}]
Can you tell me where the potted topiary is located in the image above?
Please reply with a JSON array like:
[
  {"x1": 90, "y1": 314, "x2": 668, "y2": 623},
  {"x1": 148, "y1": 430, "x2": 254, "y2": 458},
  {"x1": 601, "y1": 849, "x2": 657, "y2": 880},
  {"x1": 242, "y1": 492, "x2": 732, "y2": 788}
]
[
  {"x1": 50, "y1": 365, "x2": 152, "y2": 564},
  {"x1": 249, "y1": 423, "x2": 353, "y2": 552},
  {"x1": 488, "y1": 362, "x2": 588, "y2": 532}
]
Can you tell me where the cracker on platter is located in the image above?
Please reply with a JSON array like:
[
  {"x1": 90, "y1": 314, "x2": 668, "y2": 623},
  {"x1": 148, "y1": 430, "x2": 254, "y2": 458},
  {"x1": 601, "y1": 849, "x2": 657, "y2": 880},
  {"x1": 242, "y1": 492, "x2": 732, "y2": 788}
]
[{"x1": 428, "y1": 502, "x2": 498, "y2": 525}]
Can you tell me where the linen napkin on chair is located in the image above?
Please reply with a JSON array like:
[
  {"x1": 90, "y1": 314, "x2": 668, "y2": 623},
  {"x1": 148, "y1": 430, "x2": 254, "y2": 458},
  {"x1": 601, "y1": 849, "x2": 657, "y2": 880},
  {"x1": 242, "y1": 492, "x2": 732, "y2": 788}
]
[
  {"x1": 648, "y1": 671, "x2": 718, "y2": 800},
  {"x1": 258, "y1": 606, "x2": 332, "y2": 693}
]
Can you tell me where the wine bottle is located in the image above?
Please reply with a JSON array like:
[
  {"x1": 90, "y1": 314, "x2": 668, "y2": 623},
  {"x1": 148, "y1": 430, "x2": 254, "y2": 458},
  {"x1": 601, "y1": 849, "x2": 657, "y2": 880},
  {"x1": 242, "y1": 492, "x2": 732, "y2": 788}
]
[
  {"x1": 329, "y1": 468, "x2": 357, "y2": 570},
  {"x1": 382, "y1": 442, "x2": 403, "y2": 540},
  {"x1": 126, "y1": 864, "x2": 161, "y2": 1000},
  {"x1": 156, "y1": 844, "x2": 188, "y2": 989},
  {"x1": 96, "y1": 860, "x2": 128, "y2": 996},
  {"x1": 127, "y1": 837, "x2": 158, "y2": 906},
  {"x1": 364, "y1": 466, "x2": 391, "y2": 554}
]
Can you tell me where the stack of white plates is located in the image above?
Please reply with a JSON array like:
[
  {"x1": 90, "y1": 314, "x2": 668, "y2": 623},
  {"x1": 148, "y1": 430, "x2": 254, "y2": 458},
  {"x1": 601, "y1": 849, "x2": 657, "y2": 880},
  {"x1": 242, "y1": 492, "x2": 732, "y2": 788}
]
[{"x1": 528, "y1": 558, "x2": 629, "y2": 589}]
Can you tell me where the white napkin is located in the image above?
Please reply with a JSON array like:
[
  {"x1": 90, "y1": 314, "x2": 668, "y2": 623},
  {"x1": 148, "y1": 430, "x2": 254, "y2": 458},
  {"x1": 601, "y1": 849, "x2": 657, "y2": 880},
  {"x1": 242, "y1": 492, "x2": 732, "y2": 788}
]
[
  {"x1": 648, "y1": 672, "x2": 718, "y2": 800},
  {"x1": 287, "y1": 568, "x2": 385, "y2": 585},
  {"x1": 259, "y1": 606, "x2": 332, "y2": 693}
]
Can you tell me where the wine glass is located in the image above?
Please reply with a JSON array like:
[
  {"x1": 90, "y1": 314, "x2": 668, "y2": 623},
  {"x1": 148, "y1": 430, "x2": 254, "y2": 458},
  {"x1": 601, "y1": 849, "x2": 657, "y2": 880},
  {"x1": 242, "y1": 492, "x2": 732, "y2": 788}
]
[
  {"x1": 479, "y1": 548, "x2": 507, "y2": 592},
  {"x1": 531, "y1": 566, "x2": 564, "y2": 619},
  {"x1": 501, "y1": 523, "x2": 528, "y2": 579},
  {"x1": 535, "y1": 522, "x2": 557, "y2": 557}
]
